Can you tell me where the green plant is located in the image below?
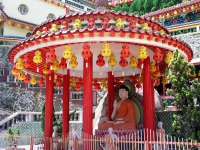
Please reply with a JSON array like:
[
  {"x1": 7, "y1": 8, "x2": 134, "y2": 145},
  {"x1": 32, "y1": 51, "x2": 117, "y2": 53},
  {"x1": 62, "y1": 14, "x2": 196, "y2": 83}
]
[{"x1": 166, "y1": 49, "x2": 200, "y2": 141}]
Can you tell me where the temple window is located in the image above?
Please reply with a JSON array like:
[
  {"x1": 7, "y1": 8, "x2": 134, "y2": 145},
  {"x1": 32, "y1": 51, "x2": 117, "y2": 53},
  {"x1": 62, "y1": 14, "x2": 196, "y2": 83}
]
[
  {"x1": 47, "y1": 13, "x2": 55, "y2": 20},
  {"x1": 0, "y1": 69, "x2": 4, "y2": 76},
  {"x1": 26, "y1": 32, "x2": 31, "y2": 37},
  {"x1": 18, "y1": 4, "x2": 28, "y2": 15}
]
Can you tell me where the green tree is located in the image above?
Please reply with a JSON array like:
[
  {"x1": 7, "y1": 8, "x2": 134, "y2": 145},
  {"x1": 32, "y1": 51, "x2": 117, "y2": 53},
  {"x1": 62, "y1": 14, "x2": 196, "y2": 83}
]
[
  {"x1": 153, "y1": 0, "x2": 160, "y2": 10},
  {"x1": 129, "y1": 1, "x2": 136, "y2": 13},
  {"x1": 113, "y1": 5, "x2": 122, "y2": 12},
  {"x1": 121, "y1": 3, "x2": 129, "y2": 13},
  {"x1": 166, "y1": 49, "x2": 200, "y2": 141},
  {"x1": 144, "y1": 0, "x2": 153, "y2": 13}
]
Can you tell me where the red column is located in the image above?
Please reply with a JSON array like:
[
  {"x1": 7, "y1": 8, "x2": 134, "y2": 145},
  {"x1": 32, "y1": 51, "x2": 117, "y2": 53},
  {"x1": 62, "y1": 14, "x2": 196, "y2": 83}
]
[
  {"x1": 142, "y1": 56, "x2": 156, "y2": 140},
  {"x1": 83, "y1": 55, "x2": 93, "y2": 149},
  {"x1": 163, "y1": 83, "x2": 166, "y2": 96},
  {"x1": 44, "y1": 72, "x2": 54, "y2": 150},
  {"x1": 62, "y1": 70, "x2": 70, "y2": 138},
  {"x1": 107, "y1": 72, "x2": 114, "y2": 121}
]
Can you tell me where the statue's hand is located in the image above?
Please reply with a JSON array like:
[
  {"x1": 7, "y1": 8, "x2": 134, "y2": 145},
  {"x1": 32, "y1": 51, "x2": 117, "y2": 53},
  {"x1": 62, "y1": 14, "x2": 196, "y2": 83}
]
[
  {"x1": 116, "y1": 118, "x2": 123, "y2": 121},
  {"x1": 114, "y1": 121, "x2": 125, "y2": 125},
  {"x1": 113, "y1": 100, "x2": 118, "y2": 109}
]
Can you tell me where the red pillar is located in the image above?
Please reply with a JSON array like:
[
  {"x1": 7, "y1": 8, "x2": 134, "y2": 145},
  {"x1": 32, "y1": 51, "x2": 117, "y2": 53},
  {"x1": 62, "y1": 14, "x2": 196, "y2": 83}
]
[
  {"x1": 83, "y1": 55, "x2": 93, "y2": 149},
  {"x1": 107, "y1": 72, "x2": 114, "y2": 121},
  {"x1": 44, "y1": 72, "x2": 54, "y2": 150},
  {"x1": 163, "y1": 83, "x2": 166, "y2": 96},
  {"x1": 62, "y1": 70, "x2": 70, "y2": 138},
  {"x1": 142, "y1": 56, "x2": 156, "y2": 140}
]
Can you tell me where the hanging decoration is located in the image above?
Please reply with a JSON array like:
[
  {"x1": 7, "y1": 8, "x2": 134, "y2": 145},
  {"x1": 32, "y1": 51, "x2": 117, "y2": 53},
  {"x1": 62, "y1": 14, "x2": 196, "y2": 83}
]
[
  {"x1": 81, "y1": 43, "x2": 92, "y2": 68},
  {"x1": 24, "y1": 74, "x2": 30, "y2": 84},
  {"x1": 46, "y1": 48, "x2": 57, "y2": 70},
  {"x1": 96, "y1": 54, "x2": 105, "y2": 75},
  {"x1": 12, "y1": 66, "x2": 19, "y2": 76},
  {"x1": 137, "y1": 59, "x2": 143, "y2": 70},
  {"x1": 70, "y1": 77, "x2": 76, "y2": 87},
  {"x1": 63, "y1": 45, "x2": 73, "y2": 60},
  {"x1": 52, "y1": 59, "x2": 59, "y2": 71},
  {"x1": 108, "y1": 53, "x2": 117, "y2": 75},
  {"x1": 101, "y1": 43, "x2": 112, "y2": 67},
  {"x1": 162, "y1": 75, "x2": 168, "y2": 85},
  {"x1": 137, "y1": 46, "x2": 148, "y2": 69},
  {"x1": 100, "y1": 78, "x2": 107, "y2": 89},
  {"x1": 18, "y1": 71, "x2": 25, "y2": 81},
  {"x1": 16, "y1": 58, "x2": 24, "y2": 70},
  {"x1": 30, "y1": 76, "x2": 37, "y2": 85},
  {"x1": 23, "y1": 54, "x2": 32, "y2": 68},
  {"x1": 165, "y1": 51, "x2": 173, "y2": 65},
  {"x1": 43, "y1": 63, "x2": 50, "y2": 75},
  {"x1": 69, "y1": 55, "x2": 78, "y2": 76},
  {"x1": 150, "y1": 62, "x2": 157, "y2": 79},
  {"x1": 153, "y1": 48, "x2": 163, "y2": 63},
  {"x1": 119, "y1": 57, "x2": 128, "y2": 76},
  {"x1": 115, "y1": 78, "x2": 122, "y2": 88},
  {"x1": 121, "y1": 44, "x2": 131, "y2": 59},
  {"x1": 38, "y1": 77, "x2": 45, "y2": 87},
  {"x1": 56, "y1": 77, "x2": 62, "y2": 92},
  {"x1": 129, "y1": 55, "x2": 137, "y2": 76},
  {"x1": 138, "y1": 74, "x2": 142, "y2": 84},
  {"x1": 59, "y1": 57, "x2": 67, "y2": 70},
  {"x1": 33, "y1": 50, "x2": 43, "y2": 72}
]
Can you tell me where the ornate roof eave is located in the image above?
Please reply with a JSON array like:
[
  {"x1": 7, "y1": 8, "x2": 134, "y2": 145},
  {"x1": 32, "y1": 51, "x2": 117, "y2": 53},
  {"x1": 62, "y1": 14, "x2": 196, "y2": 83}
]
[
  {"x1": 32, "y1": 10, "x2": 169, "y2": 35},
  {"x1": 0, "y1": 8, "x2": 37, "y2": 27},
  {"x1": 143, "y1": 0, "x2": 200, "y2": 18},
  {"x1": 8, "y1": 26, "x2": 193, "y2": 65}
]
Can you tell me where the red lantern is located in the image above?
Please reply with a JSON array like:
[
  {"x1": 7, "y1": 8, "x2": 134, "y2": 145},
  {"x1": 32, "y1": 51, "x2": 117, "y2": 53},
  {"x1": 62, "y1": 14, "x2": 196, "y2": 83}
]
[
  {"x1": 137, "y1": 59, "x2": 143, "y2": 69},
  {"x1": 119, "y1": 57, "x2": 128, "y2": 68},
  {"x1": 24, "y1": 74, "x2": 30, "y2": 84},
  {"x1": 153, "y1": 48, "x2": 163, "y2": 63},
  {"x1": 38, "y1": 77, "x2": 45, "y2": 87},
  {"x1": 136, "y1": 82, "x2": 141, "y2": 89},
  {"x1": 46, "y1": 48, "x2": 56, "y2": 62},
  {"x1": 96, "y1": 54, "x2": 105, "y2": 66},
  {"x1": 59, "y1": 57, "x2": 67, "y2": 70},
  {"x1": 81, "y1": 43, "x2": 92, "y2": 60},
  {"x1": 75, "y1": 84, "x2": 81, "y2": 91},
  {"x1": 23, "y1": 54, "x2": 32, "y2": 68},
  {"x1": 121, "y1": 44, "x2": 131, "y2": 59}
]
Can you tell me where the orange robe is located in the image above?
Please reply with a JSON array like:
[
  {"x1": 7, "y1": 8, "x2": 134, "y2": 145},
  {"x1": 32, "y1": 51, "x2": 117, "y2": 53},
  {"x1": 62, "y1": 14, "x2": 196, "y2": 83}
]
[{"x1": 98, "y1": 99, "x2": 136, "y2": 130}]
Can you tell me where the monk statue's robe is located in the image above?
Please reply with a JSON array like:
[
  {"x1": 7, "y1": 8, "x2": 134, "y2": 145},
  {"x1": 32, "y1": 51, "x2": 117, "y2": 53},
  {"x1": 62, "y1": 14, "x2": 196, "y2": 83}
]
[{"x1": 98, "y1": 99, "x2": 136, "y2": 130}]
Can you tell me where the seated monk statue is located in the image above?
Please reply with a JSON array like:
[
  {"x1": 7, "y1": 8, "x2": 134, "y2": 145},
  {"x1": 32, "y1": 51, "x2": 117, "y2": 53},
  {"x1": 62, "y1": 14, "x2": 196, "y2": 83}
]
[{"x1": 98, "y1": 85, "x2": 136, "y2": 130}]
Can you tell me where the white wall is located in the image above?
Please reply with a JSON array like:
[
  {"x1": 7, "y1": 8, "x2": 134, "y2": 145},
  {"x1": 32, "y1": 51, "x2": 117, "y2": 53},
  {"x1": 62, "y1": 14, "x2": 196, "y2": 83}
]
[
  {"x1": 1, "y1": 0, "x2": 66, "y2": 25},
  {"x1": 3, "y1": 23, "x2": 29, "y2": 37}
]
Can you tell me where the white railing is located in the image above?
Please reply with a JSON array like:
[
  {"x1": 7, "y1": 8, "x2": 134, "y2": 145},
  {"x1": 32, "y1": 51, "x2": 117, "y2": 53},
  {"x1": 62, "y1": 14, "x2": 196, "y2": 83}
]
[{"x1": 0, "y1": 111, "x2": 83, "y2": 130}]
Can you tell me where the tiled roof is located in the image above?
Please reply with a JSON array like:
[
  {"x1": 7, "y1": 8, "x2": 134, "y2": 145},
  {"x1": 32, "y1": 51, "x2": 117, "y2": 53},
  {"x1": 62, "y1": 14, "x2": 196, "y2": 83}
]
[
  {"x1": 143, "y1": 0, "x2": 200, "y2": 17},
  {"x1": 0, "y1": 8, "x2": 37, "y2": 27},
  {"x1": 33, "y1": 10, "x2": 169, "y2": 34}
]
